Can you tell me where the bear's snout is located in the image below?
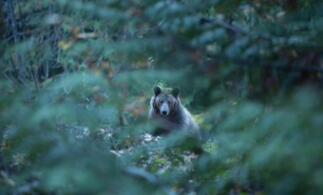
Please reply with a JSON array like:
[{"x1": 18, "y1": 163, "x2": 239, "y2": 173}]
[{"x1": 160, "y1": 103, "x2": 170, "y2": 116}]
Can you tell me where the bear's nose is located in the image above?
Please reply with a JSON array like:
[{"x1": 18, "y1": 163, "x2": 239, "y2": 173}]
[{"x1": 161, "y1": 111, "x2": 167, "y2": 115}]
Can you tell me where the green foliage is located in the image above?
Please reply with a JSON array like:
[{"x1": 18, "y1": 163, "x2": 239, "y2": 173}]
[{"x1": 1, "y1": 0, "x2": 323, "y2": 194}]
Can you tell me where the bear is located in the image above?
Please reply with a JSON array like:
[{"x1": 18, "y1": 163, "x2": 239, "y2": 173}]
[{"x1": 148, "y1": 86, "x2": 200, "y2": 138}]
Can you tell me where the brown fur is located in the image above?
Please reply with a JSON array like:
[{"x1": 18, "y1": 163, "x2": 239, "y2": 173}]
[{"x1": 148, "y1": 86, "x2": 200, "y2": 137}]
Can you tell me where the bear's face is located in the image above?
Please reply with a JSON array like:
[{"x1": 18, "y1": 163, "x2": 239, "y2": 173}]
[{"x1": 152, "y1": 86, "x2": 179, "y2": 116}]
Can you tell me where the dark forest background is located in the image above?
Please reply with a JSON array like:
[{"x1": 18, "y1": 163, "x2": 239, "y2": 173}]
[{"x1": 1, "y1": 0, "x2": 323, "y2": 194}]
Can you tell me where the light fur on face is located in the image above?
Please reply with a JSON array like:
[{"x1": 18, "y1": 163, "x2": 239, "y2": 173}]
[{"x1": 153, "y1": 93, "x2": 177, "y2": 116}]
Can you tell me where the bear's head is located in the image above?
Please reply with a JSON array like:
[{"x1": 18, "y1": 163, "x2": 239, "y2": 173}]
[{"x1": 152, "y1": 86, "x2": 180, "y2": 116}]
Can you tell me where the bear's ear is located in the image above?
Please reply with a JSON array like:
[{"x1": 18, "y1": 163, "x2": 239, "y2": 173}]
[
  {"x1": 171, "y1": 88, "x2": 179, "y2": 98},
  {"x1": 154, "y1": 86, "x2": 162, "y2": 96}
]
